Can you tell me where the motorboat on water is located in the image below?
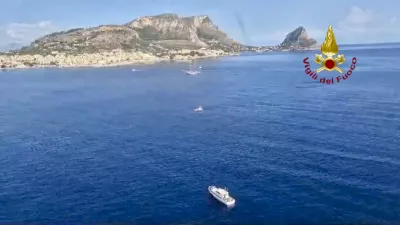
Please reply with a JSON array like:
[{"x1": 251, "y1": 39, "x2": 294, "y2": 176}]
[
  {"x1": 182, "y1": 69, "x2": 201, "y2": 75},
  {"x1": 208, "y1": 186, "x2": 235, "y2": 207},
  {"x1": 194, "y1": 105, "x2": 203, "y2": 112},
  {"x1": 132, "y1": 68, "x2": 140, "y2": 72}
]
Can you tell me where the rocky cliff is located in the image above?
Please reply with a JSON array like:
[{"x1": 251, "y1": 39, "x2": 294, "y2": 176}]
[
  {"x1": 13, "y1": 14, "x2": 318, "y2": 56},
  {"x1": 18, "y1": 13, "x2": 244, "y2": 55},
  {"x1": 279, "y1": 26, "x2": 317, "y2": 49}
]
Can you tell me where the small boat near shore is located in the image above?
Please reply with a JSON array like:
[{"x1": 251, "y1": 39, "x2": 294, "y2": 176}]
[{"x1": 208, "y1": 186, "x2": 235, "y2": 207}]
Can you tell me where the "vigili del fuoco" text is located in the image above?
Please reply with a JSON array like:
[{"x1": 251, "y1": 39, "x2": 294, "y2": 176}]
[{"x1": 303, "y1": 57, "x2": 357, "y2": 84}]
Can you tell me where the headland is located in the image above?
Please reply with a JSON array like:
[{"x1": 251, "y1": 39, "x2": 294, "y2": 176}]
[{"x1": 0, "y1": 14, "x2": 318, "y2": 69}]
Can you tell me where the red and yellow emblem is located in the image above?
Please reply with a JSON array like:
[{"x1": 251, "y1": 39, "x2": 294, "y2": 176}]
[{"x1": 314, "y1": 25, "x2": 345, "y2": 73}]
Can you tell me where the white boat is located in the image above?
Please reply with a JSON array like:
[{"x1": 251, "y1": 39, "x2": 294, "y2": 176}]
[
  {"x1": 182, "y1": 69, "x2": 201, "y2": 75},
  {"x1": 208, "y1": 186, "x2": 235, "y2": 207},
  {"x1": 194, "y1": 105, "x2": 203, "y2": 112},
  {"x1": 132, "y1": 69, "x2": 140, "y2": 72}
]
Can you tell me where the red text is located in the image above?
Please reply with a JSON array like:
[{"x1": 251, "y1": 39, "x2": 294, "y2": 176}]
[{"x1": 302, "y1": 57, "x2": 358, "y2": 84}]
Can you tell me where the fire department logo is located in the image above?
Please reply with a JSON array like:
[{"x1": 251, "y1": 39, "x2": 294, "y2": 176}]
[{"x1": 303, "y1": 25, "x2": 357, "y2": 84}]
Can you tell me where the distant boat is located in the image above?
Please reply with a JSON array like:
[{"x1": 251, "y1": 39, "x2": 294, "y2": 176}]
[
  {"x1": 132, "y1": 69, "x2": 140, "y2": 72},
  {"x1": 183, "y1": 70, "x2": 201, "y2": 75},
  {"x1": 208, "y1": 186, "x2": 235, "y2": 207},
  {"x1": 194, "y1": 105, "x2": 203, "y2": 112}
]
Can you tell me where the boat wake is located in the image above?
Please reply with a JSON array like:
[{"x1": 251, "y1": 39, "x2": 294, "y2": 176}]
[{"x1": 183, "y1": 70, "x2": 201, "y2": 76}]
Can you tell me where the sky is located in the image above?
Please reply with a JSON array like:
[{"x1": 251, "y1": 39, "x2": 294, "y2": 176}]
[{"x1": 0, "y1": 0, "x2": 399, "y2": 48}]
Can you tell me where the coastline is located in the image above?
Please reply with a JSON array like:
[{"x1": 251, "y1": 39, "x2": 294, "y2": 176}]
[
  {"x1": 0, "y1": 49, "x2": 239, "y2": 70},
  {"x1": 0, "y1": 13, "x2": 321, "y2": 71},
  {"x1": 0, "y1": 47, "x2": 319, "y2": 70}
]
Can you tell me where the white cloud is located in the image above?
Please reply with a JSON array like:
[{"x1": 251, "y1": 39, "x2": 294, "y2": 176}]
[
  {"x1": 3, "y1": 20, "x2": 59, "y2": 44},
  {"x1": 342, "y1": 7, "x2": 374, "y2": 26},
  {"x1": 262, "y1": 6, "x2": 400, "y2": 45},
  {"x1": 334, "y1": 7, "x2": 400, "y2": 43},
  {"x1": 0, "y1": 20, "x2": 64, "y2": 51}
]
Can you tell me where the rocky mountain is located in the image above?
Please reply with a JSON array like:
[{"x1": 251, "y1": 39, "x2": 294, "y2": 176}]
[
  {"x1": 18, "y1": 13, "x2": 245, "y2": 55},
  {"x1": 279, "y1": 26, "x2": 317, "y2": 49},
  {"x1": 13, "y1": 14, "x2": 318, "y2": 56}
]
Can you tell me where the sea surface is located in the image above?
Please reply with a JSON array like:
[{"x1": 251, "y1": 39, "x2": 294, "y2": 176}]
[{"x1": 1, "y1": 44, "x2": 400, "y2": 224}]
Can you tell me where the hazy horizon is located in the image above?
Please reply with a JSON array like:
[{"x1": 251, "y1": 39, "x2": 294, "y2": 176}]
[{"x1": 1, "y1": 0, "x2": 399, "y2": 49}]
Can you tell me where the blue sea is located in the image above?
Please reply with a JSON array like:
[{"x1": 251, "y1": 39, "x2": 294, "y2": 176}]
[{"x1": 1, "y1": 44, "x2": 400, "y2": 224}]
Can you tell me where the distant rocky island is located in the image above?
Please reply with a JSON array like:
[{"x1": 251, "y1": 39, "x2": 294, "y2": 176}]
[{"x1": 0, "y1": 13, "x2": 317, "y2": 69}]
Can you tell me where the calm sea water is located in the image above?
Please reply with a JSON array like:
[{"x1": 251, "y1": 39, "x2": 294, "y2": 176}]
[{"x1": 1, "y1": 44, "x2": 400, "y2": 224}]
